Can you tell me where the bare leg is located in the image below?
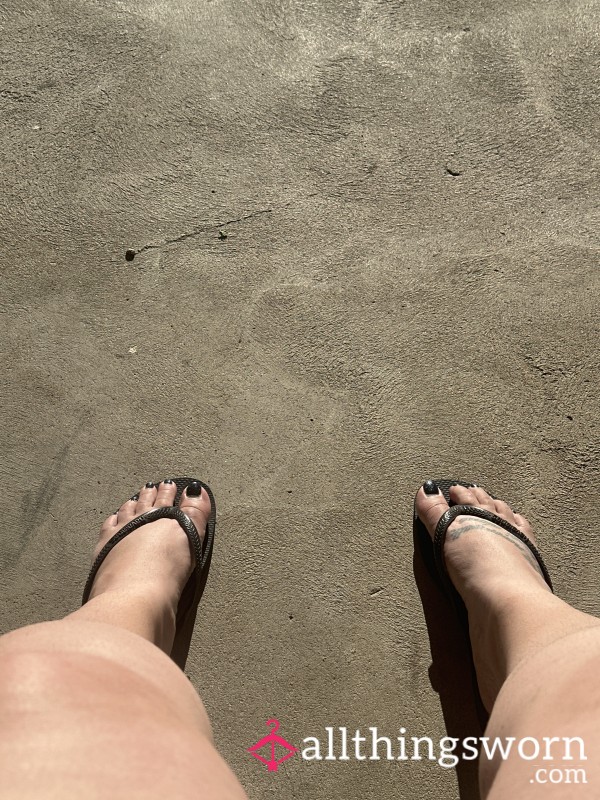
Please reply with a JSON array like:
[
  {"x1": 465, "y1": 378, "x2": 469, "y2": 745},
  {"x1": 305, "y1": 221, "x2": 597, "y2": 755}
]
[
  {"x1": 0, "y1": 480, "x2": 248, "y2": 800},
  {"x1": 416, "y1": 482, "x2": 600, "y2": 798}
]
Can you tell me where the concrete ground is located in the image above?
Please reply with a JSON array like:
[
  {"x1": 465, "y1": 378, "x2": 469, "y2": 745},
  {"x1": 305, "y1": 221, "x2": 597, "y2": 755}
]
[{"x1": 1, "y1": 0, "x2": 599, "y2": 798}]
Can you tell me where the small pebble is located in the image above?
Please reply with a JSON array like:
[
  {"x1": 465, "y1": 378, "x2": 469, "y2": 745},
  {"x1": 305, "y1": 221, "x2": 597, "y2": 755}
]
[{"x1": 125, "y1": 249, "x2": 136, "y2": 261}]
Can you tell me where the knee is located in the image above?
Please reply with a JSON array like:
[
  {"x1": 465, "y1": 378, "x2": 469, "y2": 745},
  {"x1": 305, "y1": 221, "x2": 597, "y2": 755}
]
[
  {"x1": 0, "y1": 620, "x2": 65, "y2": 657},
  {"x1": 0, "y1": 621, "x2": 214, "y2": 741},
  {"x1": 0, "y1": 631, "x2": 213, "y2": 740},
  {"x1": 0, "y1": 648, "x2": 75, "y2": 706}
]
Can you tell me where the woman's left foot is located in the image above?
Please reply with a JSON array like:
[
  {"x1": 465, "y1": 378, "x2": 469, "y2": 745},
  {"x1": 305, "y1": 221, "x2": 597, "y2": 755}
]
[{"x1": 415, "y1": 481, "x2": 551, "y2": 709}]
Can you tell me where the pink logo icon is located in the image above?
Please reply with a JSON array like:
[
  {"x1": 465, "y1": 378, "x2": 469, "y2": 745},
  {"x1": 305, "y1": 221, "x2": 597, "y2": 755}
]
[{"x1": 248, "y1": 719, "x2": 298, "y2": 772}]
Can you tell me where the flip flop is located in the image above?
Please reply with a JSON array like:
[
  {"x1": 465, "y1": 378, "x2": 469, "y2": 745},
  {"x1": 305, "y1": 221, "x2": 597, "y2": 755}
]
[
  {"x1": 81, "y1": 476, "x2": 216, "y2": 671},
  {"x1": 413, "y1": 478, "x2": 553, "y2": 728}
]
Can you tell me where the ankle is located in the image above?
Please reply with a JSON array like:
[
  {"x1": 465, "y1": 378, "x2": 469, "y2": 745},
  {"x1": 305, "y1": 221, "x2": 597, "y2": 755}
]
[
  {"x1": 460, "y1": 570, "x2": 551, "y2": 609},
  {"x1": 461, "y1": 580, "x2": 555, "y2": 709},
  {"x1": 80, "y1": 585, "x2": 179, "y2": 652},
  {"x1": 90, "y1": 570, "x2": 181, "y2": 608}
]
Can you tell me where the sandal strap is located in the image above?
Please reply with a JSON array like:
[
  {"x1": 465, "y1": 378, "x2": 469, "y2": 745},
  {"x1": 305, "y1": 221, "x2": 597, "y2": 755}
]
[
  {"x1": 81, "y1": 506, "x2": 203, "y2": 605},
  {"x1": 433, "y1": 504, "x2": 554, "y2": 593}
]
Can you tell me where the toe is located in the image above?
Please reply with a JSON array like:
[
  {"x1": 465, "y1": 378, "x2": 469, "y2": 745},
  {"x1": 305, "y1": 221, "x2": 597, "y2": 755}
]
[
  {"x1": 155, "y1": 479, "x2": 177, "y2": 508},
  {"x1": 117, "y1": 494, "x2": 139, "y2": 522},
  {"x1": 450, "y1": 483, "x2": 497, "y2": 514},
  {"x1": 136, "y1": 482, "x2": 157, "y2": 513},
  {"x1": 469, "y1": 485, "x2": 491, "y2": 505},
  {"x1": 463, "y1": 484, "x2": 517, "y2": 524},
  {"x1": 110, "y1": 497, "x2": 138, "y2": 527},
  {"x1": 492, "y1": 498, "x2": 517, "y2": 522},
  {"x1": 513, "y1": 511, "x2": 535, "y2": 540},
  {"x1": 449, "y1": 483, "x2": 482, "y2": 507},
  {"x1": 179, "y1": 481, "x2": 212, "y2": 543},
  {"x1": 101, "y1": 511, "x2": 120, "y2": 532},
  {"x1": 415, "y1": 481, "x2": 451, "y2": 540}
]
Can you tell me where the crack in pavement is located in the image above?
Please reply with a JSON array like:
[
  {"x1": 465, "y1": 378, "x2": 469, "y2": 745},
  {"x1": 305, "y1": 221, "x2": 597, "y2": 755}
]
[
  {"x1": 128, "y1": 177, "x2": 372, "y2": 259},
  {"x1": 135, "y1": 206, "x2": 279, "y2": 256}
]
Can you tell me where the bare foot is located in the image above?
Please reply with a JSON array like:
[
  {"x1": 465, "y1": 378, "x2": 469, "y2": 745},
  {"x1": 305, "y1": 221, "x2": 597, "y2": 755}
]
[{"x1": 415, "y1": 481, "x2": 551, "y2": 710}]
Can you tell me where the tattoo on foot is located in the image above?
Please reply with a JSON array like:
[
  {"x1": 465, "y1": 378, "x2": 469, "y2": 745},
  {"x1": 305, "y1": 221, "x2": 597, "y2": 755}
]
[{"x1": 448, "y1": 520, "x2": 544, "y2": 577}]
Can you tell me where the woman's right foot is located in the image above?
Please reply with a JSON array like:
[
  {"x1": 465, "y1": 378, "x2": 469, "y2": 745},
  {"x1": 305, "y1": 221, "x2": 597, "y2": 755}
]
[
  {"x1": 83, "y1": 480, "x2": 211, "y2": 653},
  {"x1": 415, "y1": 481, "x2": 552, "y2": 710}
]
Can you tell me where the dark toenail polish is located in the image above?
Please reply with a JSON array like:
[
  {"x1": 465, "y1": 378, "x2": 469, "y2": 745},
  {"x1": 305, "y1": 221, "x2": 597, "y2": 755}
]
[
  {"x1": 163, "y1": 479, "x2": 173, "y2": 484},
  {"x1": 131, "y1": 493, "x2": 139, "y2": 501},
  {"x1": 423, "y1": 480, "x2": 440, "y2": 495},
  {"x1": 145, "y1": 481, "x2": 154, "y2": 488},
  {"x1": 186, "y1": 481, "x2": 201, "y2": 497}
]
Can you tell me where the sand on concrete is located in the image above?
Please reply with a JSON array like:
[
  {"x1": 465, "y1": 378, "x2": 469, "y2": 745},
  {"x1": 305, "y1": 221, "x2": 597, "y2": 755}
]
[{"x1": 1, "y1": 1, "x2": 599, "y2": 798}]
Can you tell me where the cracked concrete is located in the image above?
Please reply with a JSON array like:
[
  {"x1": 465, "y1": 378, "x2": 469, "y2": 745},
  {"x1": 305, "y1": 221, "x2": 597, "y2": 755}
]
[
  {"x1": 1, "y1": 0, "x2": 599, "y2": 798},
  {"x1": 135, "y1": 207, "x2": 275, "y2": 257}
]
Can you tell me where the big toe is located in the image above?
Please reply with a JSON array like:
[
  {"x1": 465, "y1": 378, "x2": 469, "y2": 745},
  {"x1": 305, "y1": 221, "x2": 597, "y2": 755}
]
[
  {"x1": 178, "y1": 480, "x2": 212, "y2": 542},
  {"x1": 414, "y1": 480, "x2": 451, "y2": 540}
]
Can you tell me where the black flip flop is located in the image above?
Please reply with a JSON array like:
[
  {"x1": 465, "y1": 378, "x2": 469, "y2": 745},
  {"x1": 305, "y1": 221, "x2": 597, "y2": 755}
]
[
  {"x1": 82, "y1": 476, "x2": 216, "y2": 671},
  {"x1": 413, "y1": 478, "x2": 553, "y2": 728}
]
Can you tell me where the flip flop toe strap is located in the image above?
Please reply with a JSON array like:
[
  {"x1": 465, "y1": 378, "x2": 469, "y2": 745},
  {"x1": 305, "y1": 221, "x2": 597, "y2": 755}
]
[
  {"x1": 433, "y1": 504, "x2": 554, "y2": 593},
  {"x1": 82, "y1": 506, "x2": 203, "y2": 605}
]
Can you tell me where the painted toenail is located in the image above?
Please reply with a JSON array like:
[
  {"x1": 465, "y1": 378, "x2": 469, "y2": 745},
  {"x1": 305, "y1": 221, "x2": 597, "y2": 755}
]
[
  {"x1": 163, "y1": 479, "x2": 173, "y2": 484},
  {"x1": 423, "y1": 480, "x2": 440, "y2": 495},
  {"x1": 186, "y1": 481, "x2": 202, "y2": 497},
  {"x1": 145, "y1": 481, "x2": 154, "y2": 488},
  {"x1": 131, "y1": 493, "x2": 139, "y2": 501}
]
